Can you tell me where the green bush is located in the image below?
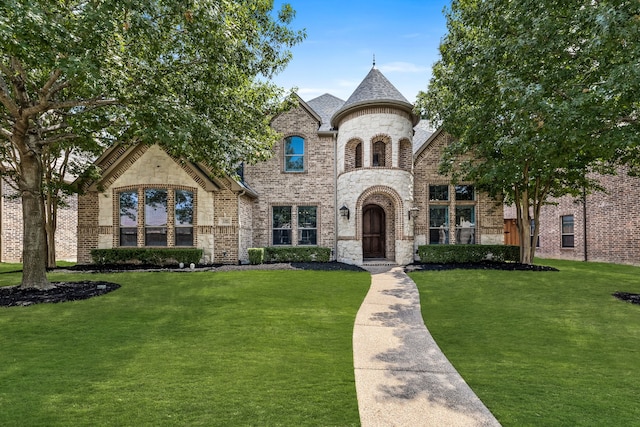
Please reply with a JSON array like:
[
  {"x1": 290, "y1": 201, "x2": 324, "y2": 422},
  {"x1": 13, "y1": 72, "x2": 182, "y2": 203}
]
[
  {"x1": 264, "y1": 246, "x2": 331, "y2": 263},
  {"x1": 91, "y1": 248, "x2": 203, "y2": 266},
  {"x1": 417, "y1": 245, "x2": 519, "y2": 264},
  {"x1": 248, "y1": 248, "x2": 265, "y2": 265}
]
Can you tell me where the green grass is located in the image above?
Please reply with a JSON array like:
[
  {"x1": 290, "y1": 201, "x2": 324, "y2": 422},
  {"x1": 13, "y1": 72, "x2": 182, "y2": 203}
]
[
  {"x1": 0, "y1": 268, "x2": 370, "y2": 426},
  {"x1": 409, "y1": 259, "x2": 640, "y2": 427}
]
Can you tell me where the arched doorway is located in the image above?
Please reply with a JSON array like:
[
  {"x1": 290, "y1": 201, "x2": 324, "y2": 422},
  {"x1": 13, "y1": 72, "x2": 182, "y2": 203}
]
[{"x1": 363, "y1": 204, "x2": 385, "y2": 258}]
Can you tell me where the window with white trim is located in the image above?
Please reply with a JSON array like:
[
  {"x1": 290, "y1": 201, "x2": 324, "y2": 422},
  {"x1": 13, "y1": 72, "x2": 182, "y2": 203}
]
[{"x1": 561, "y1": 215, "x2": 574, "y2": 248}]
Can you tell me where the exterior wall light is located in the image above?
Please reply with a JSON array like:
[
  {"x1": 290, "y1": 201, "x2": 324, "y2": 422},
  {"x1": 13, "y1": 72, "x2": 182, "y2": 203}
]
[
  {"x1": 340, "y1": 205, "x2": 350, "y2": 220},
  {"x1": 408, "y1": 207, "x2": 420, "y2": 220}
]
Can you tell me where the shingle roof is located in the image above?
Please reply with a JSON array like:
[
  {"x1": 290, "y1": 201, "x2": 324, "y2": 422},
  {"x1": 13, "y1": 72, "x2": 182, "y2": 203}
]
[
  {"x1": 306, "y1": 93, "x2": 345, "y2": 132},
  {"x1": 330, "y1": 67, "x2": 416, "y2": 127},
  {"x1": 412, "y1": 119, "x2": 435, "y2": 153}
]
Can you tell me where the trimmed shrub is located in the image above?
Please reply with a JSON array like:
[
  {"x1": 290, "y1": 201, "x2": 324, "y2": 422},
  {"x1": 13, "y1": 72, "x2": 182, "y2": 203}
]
[
  {"x1": 91, "y1": 248, "x2": 203, "y2": 266},
  {"x1": 417, "y1": 245, "x2": 519, "y2": 264},
  {"x1": 264, "y1": 246, "x2": 331, "y2": 263},
  {"x1": 248, "y1": 248, "x2": 265, "y2": 265}
]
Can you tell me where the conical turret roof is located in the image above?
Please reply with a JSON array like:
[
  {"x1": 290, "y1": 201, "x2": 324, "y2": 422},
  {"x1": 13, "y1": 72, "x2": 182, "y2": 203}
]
[{"x1": 330, "y1": 67, "x2": 417, "y2": 127}]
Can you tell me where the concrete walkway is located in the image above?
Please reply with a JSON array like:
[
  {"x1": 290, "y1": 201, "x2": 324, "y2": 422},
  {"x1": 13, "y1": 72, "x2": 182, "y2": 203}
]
[{"x1": 353, "y1": 266, "x2": 501, "y2": 427}]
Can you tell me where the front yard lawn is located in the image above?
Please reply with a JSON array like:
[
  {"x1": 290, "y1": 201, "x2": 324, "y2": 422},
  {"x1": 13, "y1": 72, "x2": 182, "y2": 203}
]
[
  {"x1": 409, "y1": 259, "x2": 640, "y2": 426},
  {"x1": 0, "y1": 268, "x2": 370, "y2": 426}
]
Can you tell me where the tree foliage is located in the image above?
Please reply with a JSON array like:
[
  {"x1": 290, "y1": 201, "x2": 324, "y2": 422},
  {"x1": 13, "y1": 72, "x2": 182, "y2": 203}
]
[
  {"x1": 418, "y1": 0, "x2": 640, "y2": 263},
  {"x1": 0, "y1": 0, "x2": 304, "y2": 288}
]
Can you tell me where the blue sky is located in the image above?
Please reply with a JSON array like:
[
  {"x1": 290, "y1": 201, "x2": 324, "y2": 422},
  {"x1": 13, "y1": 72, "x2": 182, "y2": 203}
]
[{"x1": 270, "y1": 0, "x2": 451, "y2": 103}]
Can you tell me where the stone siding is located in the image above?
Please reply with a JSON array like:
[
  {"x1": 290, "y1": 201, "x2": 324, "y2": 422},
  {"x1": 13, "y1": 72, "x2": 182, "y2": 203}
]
[{"x1": 77, "y1": 144, "x2": 233, "y2": 264}]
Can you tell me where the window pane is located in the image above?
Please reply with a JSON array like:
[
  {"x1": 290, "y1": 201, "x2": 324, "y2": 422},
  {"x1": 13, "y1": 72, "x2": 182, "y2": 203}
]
[
  {"x1": 175, "y1": 190, "x2": 194, "y2": 226},
  {"x1": 273, "y1": 229, "x2": 292, "y2": 245},
  {"x1": 119, "y1": 191, "x2": 138, "y2": 227},
  {"x1": 298, "y1": 206, "x2": 317, "y2": 228},
  {"x1": 455, "y1": 185, "x2": 474, "y2": 201},
  {"x1": 145, "y1": 189, "x2": 167, "y2": 226},
  {"x1": 455, "y1": 206, "x2": 475, "y2": 244},
  {"x1": 273, "y1": 206, "x2": 291, "y2": 228},
  {"x1": 285, "y1": 156, "x2": 304, "y2": 172},
  {"x1": 285, "y1": 136, "x2": 305, "y2": 172},
  {"x1": 429, "y1": 206, "x2": 449, "y2": 244},
  {"x1": 372, "y1": 141, "x2": 385, "y2": 167},
  {"x1": 298, "y1": 206, "x2": 317, "y2": 245},
  {"x1": 355, "y1": 143, "x2": 362, "y2": 168},
  {"x1": 175, "y1": 227, "x2": 193, "y2": 246},
  {"x1": 145, "y1": 227, "x2": 167, "y2": 246},
  {"x1": 120, "y1": 227, "x2": 137, "y2": 247},
  {"x1": 562, "y1": 215, "x2": 574, "y2": 234},
  {"x1": 562, "y1": 235, "x2": 575, "y2": 248},
  {"x1": 429, "y1": 185, "x2": 449, "y2": 201},
  {"x1": 273, "y1": 206, "x2": 292, "y2": 245},
  {"x1": 561, "y1": 215, "x2": 574, "y2": 248},
  {"x1": 285, "y1": 136, "x2": 304, "y2": 155},
  {"x1": 298, "y1": 229, "x2": 317, "y2": 245}
]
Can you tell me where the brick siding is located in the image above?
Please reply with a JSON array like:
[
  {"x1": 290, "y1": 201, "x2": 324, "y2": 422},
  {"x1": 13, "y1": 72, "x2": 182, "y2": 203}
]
[{"x1": 244, "y1": 103, "x2": 336, "y2": 253}]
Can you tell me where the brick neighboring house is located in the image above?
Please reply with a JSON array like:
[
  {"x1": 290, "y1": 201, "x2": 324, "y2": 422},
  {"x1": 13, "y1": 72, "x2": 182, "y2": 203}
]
[
  {"x1": 1, "y1": 178, "x2": 78, "y2": 263},
  {"x1": 73, "y1": 66, "x2": 504, "y2": 266},
  {"x1": 504, "y1": 166, "x2": 640, "y2": 266}
]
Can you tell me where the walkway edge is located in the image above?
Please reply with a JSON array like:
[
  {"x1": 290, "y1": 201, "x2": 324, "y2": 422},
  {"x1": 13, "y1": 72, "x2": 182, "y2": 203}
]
[{"x1": 353, "y1": 266, "x2": 501, "y2": 426}]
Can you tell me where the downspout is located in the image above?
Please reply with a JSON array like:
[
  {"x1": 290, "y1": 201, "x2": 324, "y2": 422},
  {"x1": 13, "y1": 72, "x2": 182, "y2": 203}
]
[{"x1": 582, "y1": 186, "x2": 588, "y2": 262}]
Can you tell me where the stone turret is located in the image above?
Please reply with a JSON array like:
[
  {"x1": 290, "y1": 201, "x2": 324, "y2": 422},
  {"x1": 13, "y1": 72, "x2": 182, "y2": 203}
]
[{"x1": 333, "y1": 67, "x2": 418, "y2": 265}]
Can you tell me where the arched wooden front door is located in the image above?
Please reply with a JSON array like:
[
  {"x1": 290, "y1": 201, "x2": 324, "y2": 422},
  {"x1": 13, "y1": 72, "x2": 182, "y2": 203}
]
[{"x1": 363, "y1": 204, "x2": 385, "y2": 258}]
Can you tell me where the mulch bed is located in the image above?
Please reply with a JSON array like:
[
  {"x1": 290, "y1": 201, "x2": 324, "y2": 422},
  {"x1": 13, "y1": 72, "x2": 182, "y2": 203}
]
[
  {"x1": 0, "y1": 281, "x2": 121, "y2": 307},
  {"x1": 612, "y1": 292, "x2": 640, "y2": 305},
  {"x1": 404, "y1": 260, "x2": 558, "y2": 272}
]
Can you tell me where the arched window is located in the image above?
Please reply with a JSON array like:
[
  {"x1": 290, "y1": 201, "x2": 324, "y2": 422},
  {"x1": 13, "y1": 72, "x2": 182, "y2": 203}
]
[
  {"x1": 355, "y1": 143, "x2": 362, "y2": 168},
  {"x1": 284, "y1": 136, "x2": 305, "y2": 172},
  {"x1": 372, "y1": 140, "x2": 386, "y2": 167}
]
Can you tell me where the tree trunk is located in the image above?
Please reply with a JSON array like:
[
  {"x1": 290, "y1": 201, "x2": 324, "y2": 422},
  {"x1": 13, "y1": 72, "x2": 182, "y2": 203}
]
[
  {"x1": 515, "y1": 190, "x2": 534, "y2": 265},
  {"x1": 45, "y1": 190, "x2": 58, "y2": 269},
  {"x1": 19, "y1": 147, "x2": 52, "y2": 290}
]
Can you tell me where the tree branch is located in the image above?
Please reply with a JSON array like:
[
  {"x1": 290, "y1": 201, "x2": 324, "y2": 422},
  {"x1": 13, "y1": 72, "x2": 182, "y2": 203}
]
[
  {"x1": 0, "y1": 63, "x2": 20, "y2": 117},
  {"x1": 39, "y1": 133, "x2": 79, "y2": 146},
  {"x1": 40, "y1": 69, "x2": 63, "y2": 103},
  {"x1": 0, "y1": 127, "x2": 12, "y2": 140},
  {"x1": 24, "y1": 97, "x2": 120, "y2": 117}
]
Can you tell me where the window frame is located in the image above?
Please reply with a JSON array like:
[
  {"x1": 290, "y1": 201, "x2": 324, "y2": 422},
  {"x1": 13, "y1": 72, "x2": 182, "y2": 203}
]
[
  {"x1": 174, "y1": 189, "x2": 194, "y2": 247},
  {"x1": 297, "y1": 206, "x2": 317, "y2": 245},
  {"x1": 428, "y1": 205, "x2": 449, "y2": 245},
  {"x1": 118, "y1": 190, "x2": 139, "y2": 247},
  {"x1": 272, "y1": 206, "x2": 292, "y2": 245},
  {"x1": 116, "y1": 186, "x2": 196, "y2": 248},
  {"x1": 284, "y1": 136, "x2": 305, "y2": 173},
  {"x1": 561, "y1": 215, "x2": 575, "y2": 248}
]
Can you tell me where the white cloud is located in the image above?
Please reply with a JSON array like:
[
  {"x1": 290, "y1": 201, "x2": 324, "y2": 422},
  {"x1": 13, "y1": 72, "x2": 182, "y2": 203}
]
[{"x1": 378, "y1": 62, "x2": 429, "y2": 73}]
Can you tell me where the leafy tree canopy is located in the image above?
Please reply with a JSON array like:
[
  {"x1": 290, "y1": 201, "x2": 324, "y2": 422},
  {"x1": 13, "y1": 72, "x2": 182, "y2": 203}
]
[
  {"x1": 0, "y1": 0, "x2": 305, "y2": 288},
  {"x1": 0, "y1": 0, "x2": 305, "y2": 173},
  {"x1": 418, "y1": 0, "x2": 639, "y2": 262}
]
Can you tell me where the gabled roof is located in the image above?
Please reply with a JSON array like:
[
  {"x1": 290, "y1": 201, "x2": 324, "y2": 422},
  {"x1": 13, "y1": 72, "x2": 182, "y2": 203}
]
[
  {"x1": 306, "y1": 93, "x2": 344, "y2": 132},
  {"x1": 330, "y1": 67, "x2": 418, "y2": 127},
  {"x1": 76, "y1": 143, "x2": 256, "y2": 197},
  {"x1": 413, "y1": 127, "x2": 445, "y2": 160}
]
